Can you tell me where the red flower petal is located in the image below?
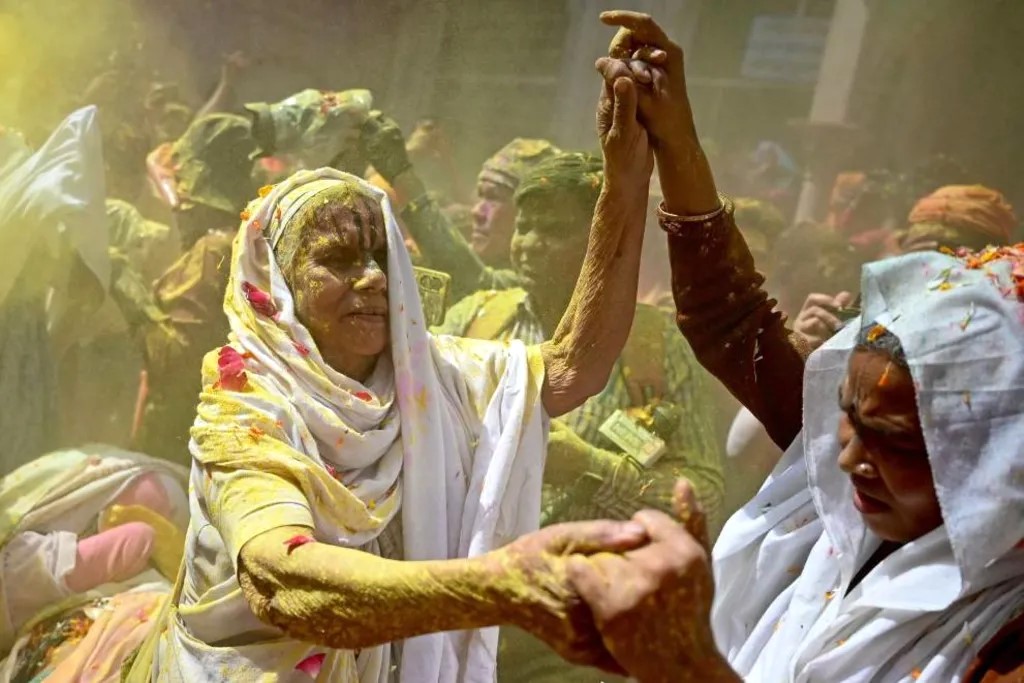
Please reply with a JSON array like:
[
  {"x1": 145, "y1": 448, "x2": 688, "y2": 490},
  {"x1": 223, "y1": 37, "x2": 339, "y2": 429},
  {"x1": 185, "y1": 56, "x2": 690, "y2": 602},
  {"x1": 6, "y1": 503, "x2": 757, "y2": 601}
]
[
  {"x1": 293, "y1": 341, "x2": 311, "y2": 357},
  {"x1": 324, "y1": 462, "x2": 338, "y2": 478},
  {"x1": 217, "y1": 346, "x2": 248, "y2": 391},
  {"x1": 284, "y1": 534, "x2": 315, "y2": 554},
  {"x1": 295, "y1": 653, "x2": 326, "y2": 678},
  {"x1": 242, "y1": 282, "x2": 278, "y2": 318},
  {"x1": 353, "y1": 391, "x2": 372, "y2": 402}
]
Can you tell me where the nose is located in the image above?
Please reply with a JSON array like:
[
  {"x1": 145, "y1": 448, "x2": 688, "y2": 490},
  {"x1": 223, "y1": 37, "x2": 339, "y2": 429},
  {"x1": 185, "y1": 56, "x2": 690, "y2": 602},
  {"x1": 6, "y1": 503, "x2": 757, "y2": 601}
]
[
  {"x1": 472, "y1": 201, "x2": 490, "y2": 228},
  {"x1": 837, "y1": 435, "x2": 879, "y2": 478},
  {"x1": 353, "y1": 258, "x2": 387, "y2": 293}
]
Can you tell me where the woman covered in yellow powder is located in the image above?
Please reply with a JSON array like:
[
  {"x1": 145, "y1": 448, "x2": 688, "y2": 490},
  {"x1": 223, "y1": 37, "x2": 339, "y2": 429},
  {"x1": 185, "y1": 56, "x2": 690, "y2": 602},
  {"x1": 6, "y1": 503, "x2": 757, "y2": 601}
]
[{"x1": 129, "y1": 73, "x2": 655, "y2": 682}]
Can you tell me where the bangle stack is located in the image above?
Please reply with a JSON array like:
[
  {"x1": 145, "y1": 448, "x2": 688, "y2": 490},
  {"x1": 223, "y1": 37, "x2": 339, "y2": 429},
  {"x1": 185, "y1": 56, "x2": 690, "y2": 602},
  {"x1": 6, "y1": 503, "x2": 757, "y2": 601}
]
[{"x1": 657, "y1": 193, "x2": 733, "y2": 236}]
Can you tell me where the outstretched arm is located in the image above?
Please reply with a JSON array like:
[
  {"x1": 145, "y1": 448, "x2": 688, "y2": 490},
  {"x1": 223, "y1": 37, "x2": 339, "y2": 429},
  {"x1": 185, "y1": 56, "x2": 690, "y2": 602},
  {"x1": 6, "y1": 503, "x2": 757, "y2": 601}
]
[{"x1": 238, "y1": 521, "x2": 645, "y2": 672}]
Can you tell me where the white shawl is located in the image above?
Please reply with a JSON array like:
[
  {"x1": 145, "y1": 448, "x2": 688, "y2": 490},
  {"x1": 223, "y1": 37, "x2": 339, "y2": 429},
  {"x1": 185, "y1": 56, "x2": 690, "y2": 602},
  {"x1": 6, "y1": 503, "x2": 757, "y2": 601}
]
[
  {"x1": 712, "y1": 250, "x2": 1024, "y2": 682},
  {"x1": 156, "y1": 169, "x2": 547, "y2": 683}
]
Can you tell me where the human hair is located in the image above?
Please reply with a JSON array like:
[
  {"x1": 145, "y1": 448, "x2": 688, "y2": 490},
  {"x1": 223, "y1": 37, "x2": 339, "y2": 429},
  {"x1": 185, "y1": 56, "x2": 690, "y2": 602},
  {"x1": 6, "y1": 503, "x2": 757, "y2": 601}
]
[
  {"x1": 514, "y1": 152, "x2": 604, "y2": 216},
  {"x1": 273, "y1": 182, "x2": 379, "y2": 278},
  {"x1": 855, "y1": 323, "x2": 909, "y2": 370}
]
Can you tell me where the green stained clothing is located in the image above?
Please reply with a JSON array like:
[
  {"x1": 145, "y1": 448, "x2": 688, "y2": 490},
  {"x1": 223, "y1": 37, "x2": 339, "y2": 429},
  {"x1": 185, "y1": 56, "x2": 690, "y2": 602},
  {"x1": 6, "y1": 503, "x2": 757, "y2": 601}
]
[
  {"x1": 401, "y1": 193, "x2": 524, "y2": 302},
  {"x1": 170, "y1": 114, "x2": 257, "y2": 215},
  {"x1": 437, "y1": 288, "x2": 725, "y2": 529},
  {"x1": 137, "y1": 229, "x2": 234, "y2": 467}
]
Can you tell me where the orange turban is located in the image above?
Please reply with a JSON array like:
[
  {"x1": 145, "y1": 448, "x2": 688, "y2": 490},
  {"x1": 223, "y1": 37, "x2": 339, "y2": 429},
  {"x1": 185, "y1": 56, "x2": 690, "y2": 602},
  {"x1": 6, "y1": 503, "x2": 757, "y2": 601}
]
[{"x1": 908, "y1": 185, "x2": 1016, "y2": 242}]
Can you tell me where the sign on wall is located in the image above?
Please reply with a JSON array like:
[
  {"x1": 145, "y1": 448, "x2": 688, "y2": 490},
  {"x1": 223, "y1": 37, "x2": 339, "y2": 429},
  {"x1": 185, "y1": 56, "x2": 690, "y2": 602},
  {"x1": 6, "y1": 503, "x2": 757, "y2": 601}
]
[{"x1": 741, "y1": 15, "x2": 830, "y2": 84}]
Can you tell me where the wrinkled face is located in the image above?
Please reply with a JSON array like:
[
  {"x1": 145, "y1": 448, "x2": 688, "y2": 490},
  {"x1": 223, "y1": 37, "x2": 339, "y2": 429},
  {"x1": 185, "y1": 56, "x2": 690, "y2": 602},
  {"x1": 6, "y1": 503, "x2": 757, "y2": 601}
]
[
  {"x1": 285, "y1": 191, "x2": 389, "y2": 378},
  {"x1": 471, "y1": 179, "x2": 516, "y2": 265},
  {"x1": 509, "y1": 194, "x2": 590, "y2": 302},
  {"x1": 836, "y1": 349, "x2": 942, "y2": 542}
]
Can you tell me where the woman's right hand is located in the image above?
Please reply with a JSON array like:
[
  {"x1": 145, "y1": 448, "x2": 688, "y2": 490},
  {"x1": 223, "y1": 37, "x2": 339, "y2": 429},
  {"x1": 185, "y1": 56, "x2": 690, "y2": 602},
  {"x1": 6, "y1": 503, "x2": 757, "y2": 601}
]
[
  {"x1": 487, "y1": 519, "x2": 648, "y2": 674},
  {"x1": 597, "y1": 70, "x2": 654, "y2": 196}
]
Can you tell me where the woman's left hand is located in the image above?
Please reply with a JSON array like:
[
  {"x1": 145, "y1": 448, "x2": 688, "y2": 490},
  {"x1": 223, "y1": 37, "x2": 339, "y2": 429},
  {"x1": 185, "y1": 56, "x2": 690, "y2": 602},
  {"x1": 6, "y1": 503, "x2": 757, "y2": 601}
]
[
  {"x1": 597, "y1": 73, "x2": 654, "y2": 195},
  {"x1": 566, "y1": 480, "x2": 739, "y2": 682}
]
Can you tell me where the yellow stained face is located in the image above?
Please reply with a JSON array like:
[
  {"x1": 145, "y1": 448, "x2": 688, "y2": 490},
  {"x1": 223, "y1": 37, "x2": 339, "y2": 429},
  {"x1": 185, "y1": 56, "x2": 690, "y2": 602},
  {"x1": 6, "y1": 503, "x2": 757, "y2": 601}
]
[{"x1": 288, "y1": 191, "x2": 390, "y2": 375}]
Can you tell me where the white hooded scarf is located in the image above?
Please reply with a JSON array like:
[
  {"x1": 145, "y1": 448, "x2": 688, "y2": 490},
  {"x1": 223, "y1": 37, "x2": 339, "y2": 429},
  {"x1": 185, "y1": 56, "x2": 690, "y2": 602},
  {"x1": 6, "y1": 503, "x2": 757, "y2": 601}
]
[{"x1": 712, "y1": 250, "x2": 1024, "y2": 682}]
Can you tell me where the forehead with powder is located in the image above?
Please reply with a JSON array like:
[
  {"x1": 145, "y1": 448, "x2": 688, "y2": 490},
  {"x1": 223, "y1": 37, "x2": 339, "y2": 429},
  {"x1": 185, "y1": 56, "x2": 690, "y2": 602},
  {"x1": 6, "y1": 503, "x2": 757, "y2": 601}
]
[{"x1": 274, "y1": 182, "x2": 384, "y2": 272}]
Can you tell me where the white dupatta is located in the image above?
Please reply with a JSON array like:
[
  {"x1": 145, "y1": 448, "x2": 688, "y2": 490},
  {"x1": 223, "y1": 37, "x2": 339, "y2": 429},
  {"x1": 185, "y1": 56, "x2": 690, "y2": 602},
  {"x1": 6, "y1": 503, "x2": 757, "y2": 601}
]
[
  {"x1": 712, "y1": 251, "x2": 1024, "y2": 682},
  {"x1": 157, "y1": 169, "x2": 548, "y2": 683}
]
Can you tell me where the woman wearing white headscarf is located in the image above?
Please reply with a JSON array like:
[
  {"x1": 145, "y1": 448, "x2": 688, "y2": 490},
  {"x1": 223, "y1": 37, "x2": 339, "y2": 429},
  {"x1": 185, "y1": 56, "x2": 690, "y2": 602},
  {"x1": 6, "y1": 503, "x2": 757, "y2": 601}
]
[
  {"x1": 564, "y1": 11, "x2": 1024, "y2": 682},
  {"x1": 127, "y1": 74, "x2": 655, "y2": 682}
]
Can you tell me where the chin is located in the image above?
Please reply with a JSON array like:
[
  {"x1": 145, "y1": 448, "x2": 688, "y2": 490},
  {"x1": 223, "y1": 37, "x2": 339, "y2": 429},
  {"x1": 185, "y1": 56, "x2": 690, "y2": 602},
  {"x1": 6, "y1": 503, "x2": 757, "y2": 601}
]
[{"x1": 864, "y1": 518, "x2": 915, "y2": 544}]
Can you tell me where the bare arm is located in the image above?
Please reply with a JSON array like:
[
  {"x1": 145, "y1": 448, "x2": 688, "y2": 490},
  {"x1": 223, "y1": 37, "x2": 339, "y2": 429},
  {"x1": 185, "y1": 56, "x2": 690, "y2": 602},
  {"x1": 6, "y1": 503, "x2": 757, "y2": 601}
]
[
  {"x1": 239, "y1": 526, "x2": 513, "y2": 649},
  {"x1": 237, "y1": 522, "x2": 644, "y2": 671},
  {"x1": 541, "y1": 77, "x2": 653, "y2": 417},
  {"x1": 596, "y1": 11, "x2": 808, "y2": 449}
]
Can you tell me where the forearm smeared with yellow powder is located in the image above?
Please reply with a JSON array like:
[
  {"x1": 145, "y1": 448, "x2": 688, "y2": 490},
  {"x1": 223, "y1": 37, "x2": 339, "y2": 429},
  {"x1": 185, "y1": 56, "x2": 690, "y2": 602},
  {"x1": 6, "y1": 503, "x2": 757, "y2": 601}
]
[
  {"x1": 541, "y1": 178, "x2": 648, "y2": 418},
  {"x1": 238, "y1": 522, "x2": 645, "y2": 668}
]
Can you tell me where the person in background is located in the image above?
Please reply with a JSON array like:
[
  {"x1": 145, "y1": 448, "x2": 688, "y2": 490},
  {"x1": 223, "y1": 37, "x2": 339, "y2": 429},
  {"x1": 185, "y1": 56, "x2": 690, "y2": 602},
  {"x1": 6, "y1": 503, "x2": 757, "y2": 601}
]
[
  {"x1": 59, "y1": 200, "x2": 180, "y2": 448},
  {"x1": 403, "y1": 117, "x2": 468, "y2": 207},
  {"x1": 794, "y1": 183, "x2": 1017, "y2": 351},
  {"x1": 897, "y1": 183, "x2": 1017, "y2": 253},
  {"x1": 0, "y1": 446, "x2": 188, "y2": 682},
  {"x1": 743, "y1": 140, "x2": 800, "y2": 218},
  {"x1": 361, "y1": 113, "x2": 560, "y2": 302},
  {"x1": 470, "y1": 138, "x2": 563, "y2": 268},
  {"x1": 245, "y1": 87, "x2": 373, "y2": 179},
  {"x1": 0, "y1": 107, "x2": 108, "y2": 475},
  {"x1": 565, "y1": 12, "x2": 1024, "y2": 682},
  {"x1": 439, "y1": 152, "x2": 724, "y2": 532},
  {"x1": 137, "y1": 113, "x2": 258, "y2": 466}
]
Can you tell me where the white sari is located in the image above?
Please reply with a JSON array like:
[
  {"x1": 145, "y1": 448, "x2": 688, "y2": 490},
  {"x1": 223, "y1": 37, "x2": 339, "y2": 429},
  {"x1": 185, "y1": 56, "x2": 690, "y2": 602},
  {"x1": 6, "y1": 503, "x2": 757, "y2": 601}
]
[
  {"x1": 712, "y1": 250, "x2": 1024, "y2": 682},
  {"x1": 146, "y1": 170, "x2": 549, "y2": 683}
]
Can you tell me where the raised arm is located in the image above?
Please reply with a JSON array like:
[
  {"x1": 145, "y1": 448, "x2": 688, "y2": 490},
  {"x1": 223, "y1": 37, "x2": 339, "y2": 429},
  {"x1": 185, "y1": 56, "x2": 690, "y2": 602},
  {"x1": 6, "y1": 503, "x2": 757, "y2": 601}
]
[
  {"x1": 540, "y1": 77, "x2": 653, "y2": 417},
  {"x1": 595, "y1": 11, "x2": 808, "y2": 449}
]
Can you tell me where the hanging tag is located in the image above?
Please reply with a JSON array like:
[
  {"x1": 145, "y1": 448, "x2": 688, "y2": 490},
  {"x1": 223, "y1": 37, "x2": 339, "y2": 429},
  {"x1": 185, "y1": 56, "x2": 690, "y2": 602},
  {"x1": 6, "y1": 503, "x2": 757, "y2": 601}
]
[{"x1": 599, "y1": 409, "x2": 666, "y2": 468}]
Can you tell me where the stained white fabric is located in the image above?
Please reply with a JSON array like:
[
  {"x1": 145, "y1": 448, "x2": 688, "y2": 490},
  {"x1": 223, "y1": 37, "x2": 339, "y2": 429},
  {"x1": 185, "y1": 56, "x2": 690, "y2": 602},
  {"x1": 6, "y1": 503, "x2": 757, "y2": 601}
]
[
  {"x1": 154, "y1": 169, "x2": 548, "y2": 683},
  {"x1": 0, "y1": 446, "x2": 187, "y2": 653},
  {"x1": 712, "y1": 250, "x2": 1024, "y2": 682},
  {"x1": 0, "y1": 106, "x2": 108, "y2": 308}
]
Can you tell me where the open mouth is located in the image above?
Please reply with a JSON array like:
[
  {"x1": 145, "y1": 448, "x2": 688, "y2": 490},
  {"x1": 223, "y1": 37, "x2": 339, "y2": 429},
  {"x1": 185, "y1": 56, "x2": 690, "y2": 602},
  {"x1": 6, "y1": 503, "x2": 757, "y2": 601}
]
[{"x1": 851, "y1": 479, "x2": 890, "y2": 514}]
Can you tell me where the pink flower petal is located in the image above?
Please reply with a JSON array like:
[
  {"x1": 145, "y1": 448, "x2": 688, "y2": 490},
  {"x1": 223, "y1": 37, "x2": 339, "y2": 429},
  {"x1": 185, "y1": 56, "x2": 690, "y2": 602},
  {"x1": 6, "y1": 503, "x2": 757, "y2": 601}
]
[
  {"x1": 353, "y1": 390, "x2": 372, "y2": 402},
  {"x1": 217, "y1": 346, "x2": 248, "y2": 391},
  {"x1": 284, "y1": 534, "x2": 315, "y2": 555},
  {"x1": 293, "y1": 341, "x2": 311, "y2": 357},
  {"x1": 295, "y1": 652, "x2": 326, "y2": 678},
  {"x1": 242, "y1": 281, "x2": 279, "y2": 318}
]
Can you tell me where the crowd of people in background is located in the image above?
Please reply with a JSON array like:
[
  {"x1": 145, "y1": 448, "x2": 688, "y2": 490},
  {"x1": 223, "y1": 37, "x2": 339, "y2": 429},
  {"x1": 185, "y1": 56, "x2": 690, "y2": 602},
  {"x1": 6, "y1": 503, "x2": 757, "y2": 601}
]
[{"x1": 0, "y1": 8, "x2": 1021, "y2": 683}]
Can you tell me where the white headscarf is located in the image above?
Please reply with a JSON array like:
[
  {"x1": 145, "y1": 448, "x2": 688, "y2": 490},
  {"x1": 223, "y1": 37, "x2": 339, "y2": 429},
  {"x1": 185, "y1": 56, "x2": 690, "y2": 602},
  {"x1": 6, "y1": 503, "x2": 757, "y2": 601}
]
[
  {"x1": 175, "y1": 168, "x2": 547, "y2": 682},
  {"x1": 0, "y1": 106, "x2": 108, "y2": 308},
  {"x1": 712, "y1": 250, "x2": 1024, "y2": 682}
]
